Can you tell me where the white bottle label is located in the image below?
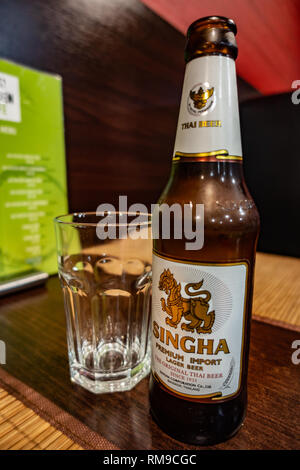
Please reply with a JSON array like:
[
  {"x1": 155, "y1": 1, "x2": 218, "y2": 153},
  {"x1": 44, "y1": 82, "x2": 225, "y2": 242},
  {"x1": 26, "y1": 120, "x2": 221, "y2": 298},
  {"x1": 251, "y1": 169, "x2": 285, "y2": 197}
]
[
  {"x1": 152, "y1": 252, "x2": 248, "y2": 402},
  {"x1": 173, "y1": 55, "x2": 242, "y2": 161}
]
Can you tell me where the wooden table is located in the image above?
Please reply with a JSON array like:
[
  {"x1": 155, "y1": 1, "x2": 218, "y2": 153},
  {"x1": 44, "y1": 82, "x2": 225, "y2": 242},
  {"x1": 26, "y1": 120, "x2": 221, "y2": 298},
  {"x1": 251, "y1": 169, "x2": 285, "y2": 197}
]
[{"x1": 0, "y1": 252, "x2": 299, "y2": 450}]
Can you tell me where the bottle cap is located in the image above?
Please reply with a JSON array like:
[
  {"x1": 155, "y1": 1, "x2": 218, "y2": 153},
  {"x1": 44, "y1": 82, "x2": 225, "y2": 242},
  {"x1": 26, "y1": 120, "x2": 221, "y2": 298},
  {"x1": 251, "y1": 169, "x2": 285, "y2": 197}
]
[{"x1": 185, "y1": 16, "x2": 238, "y2": 62}]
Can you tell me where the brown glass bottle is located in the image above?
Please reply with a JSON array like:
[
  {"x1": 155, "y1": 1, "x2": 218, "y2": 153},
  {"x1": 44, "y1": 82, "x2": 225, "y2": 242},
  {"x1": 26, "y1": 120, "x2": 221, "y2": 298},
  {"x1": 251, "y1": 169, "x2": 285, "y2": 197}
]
[{"x1": 150, "y1": 17, "x2": 260, "y2": 445}]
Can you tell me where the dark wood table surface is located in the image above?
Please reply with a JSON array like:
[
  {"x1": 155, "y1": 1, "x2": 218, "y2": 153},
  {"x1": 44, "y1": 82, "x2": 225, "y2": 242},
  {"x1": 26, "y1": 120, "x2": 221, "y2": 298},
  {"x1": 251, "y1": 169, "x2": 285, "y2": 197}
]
[{"x1": 0, "y1": 273, "x2": 299, "y2": 450}]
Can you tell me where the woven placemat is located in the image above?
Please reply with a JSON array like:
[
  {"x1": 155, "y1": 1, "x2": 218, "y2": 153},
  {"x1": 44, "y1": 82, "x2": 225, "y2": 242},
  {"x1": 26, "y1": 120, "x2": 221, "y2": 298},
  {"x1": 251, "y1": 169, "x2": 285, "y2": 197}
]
[
  {"x1": 0, "y1": 387, "x2": 83, "y2": 450},
  {"x1": 253, "y1": 252, "x2": 300, "y2": 331},
  {"x1": 0, "y1": 367, "x2": 118, "y2": 450}
]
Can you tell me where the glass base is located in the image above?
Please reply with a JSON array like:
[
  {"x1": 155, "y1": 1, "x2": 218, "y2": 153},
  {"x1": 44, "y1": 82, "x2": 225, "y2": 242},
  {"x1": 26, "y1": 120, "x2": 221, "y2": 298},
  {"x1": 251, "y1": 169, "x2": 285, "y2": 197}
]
[{"x1": 69, "y1": 352, "x2": 151, "y2": 394}]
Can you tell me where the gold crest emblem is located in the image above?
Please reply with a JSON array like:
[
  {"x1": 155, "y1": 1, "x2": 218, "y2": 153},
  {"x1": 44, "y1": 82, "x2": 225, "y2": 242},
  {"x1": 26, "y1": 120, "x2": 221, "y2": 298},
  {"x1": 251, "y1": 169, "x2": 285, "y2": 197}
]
[
  {"x1": 189, "y1": 86, "x2": 214, "y2": 110},
  {"x1": 159, "y1": 269, "x2": 215, "y2": 334}
]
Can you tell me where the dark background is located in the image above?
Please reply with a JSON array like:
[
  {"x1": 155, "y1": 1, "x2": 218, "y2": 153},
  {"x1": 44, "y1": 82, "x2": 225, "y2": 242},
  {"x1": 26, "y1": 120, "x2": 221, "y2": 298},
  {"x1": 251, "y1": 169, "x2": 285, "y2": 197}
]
[{"x1": 0, "y1": 0, "x2": 299, "y2": 256}]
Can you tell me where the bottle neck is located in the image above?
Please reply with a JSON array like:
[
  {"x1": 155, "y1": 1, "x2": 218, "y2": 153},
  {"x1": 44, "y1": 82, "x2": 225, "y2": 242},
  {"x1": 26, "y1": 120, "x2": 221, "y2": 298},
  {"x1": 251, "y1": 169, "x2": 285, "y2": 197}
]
[
  {"x1": 170, "y1": 160, "x2": 245, "y2": 185},
  {"x1": 173, "y1": 55, "x2": 242, "y2": 164}
]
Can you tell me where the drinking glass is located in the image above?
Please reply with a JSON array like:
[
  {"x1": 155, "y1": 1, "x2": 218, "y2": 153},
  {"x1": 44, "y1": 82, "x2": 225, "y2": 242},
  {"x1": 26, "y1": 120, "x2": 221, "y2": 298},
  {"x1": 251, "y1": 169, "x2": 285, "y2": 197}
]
[{"x1": 54, "y1": 212, "x2": 152, "y2": 394}]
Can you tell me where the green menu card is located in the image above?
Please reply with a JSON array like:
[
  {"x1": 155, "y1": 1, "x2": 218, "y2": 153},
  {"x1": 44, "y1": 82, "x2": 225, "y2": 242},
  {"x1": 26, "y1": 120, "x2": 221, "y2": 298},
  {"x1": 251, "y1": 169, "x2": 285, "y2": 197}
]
[{"x1": 0, "y1": 59, "x2": 68, "y2": 278}]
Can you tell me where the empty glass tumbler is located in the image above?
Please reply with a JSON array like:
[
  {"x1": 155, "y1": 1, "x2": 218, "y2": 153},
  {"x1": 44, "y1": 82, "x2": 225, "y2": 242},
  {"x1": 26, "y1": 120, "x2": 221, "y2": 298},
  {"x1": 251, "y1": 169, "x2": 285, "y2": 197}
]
[{"x1": 54, "y1": 212, "x2": 152, "y2": 393}]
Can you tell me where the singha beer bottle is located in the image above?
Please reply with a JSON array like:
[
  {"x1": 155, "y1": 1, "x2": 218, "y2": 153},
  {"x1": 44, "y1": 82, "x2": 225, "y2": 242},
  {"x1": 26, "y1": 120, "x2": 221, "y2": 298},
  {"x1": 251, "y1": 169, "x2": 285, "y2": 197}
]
[{"x1": 150, "y1": 17, "x2": 260, "y2": 445}]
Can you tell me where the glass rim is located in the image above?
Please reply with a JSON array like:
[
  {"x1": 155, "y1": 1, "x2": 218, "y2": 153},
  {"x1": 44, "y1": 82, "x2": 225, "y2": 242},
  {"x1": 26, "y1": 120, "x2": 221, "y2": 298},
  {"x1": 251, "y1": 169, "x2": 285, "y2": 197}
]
[{"x1": 54, "y1": 211, "x2": 152, "y2": 228}]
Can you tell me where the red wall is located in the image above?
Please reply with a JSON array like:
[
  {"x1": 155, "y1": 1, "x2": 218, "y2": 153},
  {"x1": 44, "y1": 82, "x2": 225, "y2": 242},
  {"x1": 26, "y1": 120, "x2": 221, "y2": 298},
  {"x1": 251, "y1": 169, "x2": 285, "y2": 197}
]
[{"x1": 140, "y1": 0, "x2": 300, "y2": 95}]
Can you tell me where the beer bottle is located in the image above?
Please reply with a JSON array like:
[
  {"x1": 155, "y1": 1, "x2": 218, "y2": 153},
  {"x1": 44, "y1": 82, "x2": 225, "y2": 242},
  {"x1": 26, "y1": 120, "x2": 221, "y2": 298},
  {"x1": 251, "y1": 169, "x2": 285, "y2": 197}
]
[{"x1": 150, "y1": 16, "x2": 260, "y2": 445}]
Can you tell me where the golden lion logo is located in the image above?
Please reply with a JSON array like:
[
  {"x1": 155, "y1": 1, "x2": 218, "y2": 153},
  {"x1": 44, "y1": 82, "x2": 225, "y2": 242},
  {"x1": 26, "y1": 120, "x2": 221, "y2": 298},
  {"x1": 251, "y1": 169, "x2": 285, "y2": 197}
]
[
  {"x1": 189, "y1": 86, "x2": 214, "y2": 111},
  {"x1": 159, "y1": 269, "x2": 215, "y2": 334}
]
